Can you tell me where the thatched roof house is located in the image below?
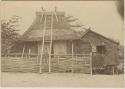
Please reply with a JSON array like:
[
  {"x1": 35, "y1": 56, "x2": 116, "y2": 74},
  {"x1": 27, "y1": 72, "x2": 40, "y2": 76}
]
[{"x1": 10, "y1": 10, "x2": 120, "y2": 73}]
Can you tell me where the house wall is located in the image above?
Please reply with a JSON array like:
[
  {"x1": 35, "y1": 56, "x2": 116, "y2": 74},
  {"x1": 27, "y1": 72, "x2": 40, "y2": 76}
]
[
  {"x1": 53, "y1": 41, "x2": 67, "y2": 54},
  {"x1": 37, "y1": 41, "x2": 68, "y2": 55},
  {"x1": 24, "y1": 42, "x2": 38, "y2": 54},
  {"x1": 22, "y1": 40, "x2": 91, "y2": 55},
  {"x1": 82, "y1": 31, "x2": 119, "y2": 65},
  {"x1": 20, "y1": 30, "x2": 119, "y2": 66},
  {"x1": 38, "y1": 42, "x2": 50, "y2": 54},
  {"x1": 73, "y1": 40, "x2": 91, "y2": 54},
  {"x1": 10, "y1": 42, "x2": 24, "y2": 53},
  {"x1": 37, "y1": 40, "x2": 91, "y2": 55}
]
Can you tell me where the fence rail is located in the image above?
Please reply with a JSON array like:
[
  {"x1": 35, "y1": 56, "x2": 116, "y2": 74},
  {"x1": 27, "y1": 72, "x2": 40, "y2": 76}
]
[
  {"x1": 1, "y1": 53, "x2": 90, "y2": 57},
  {"x1": 1, "y1": 53, "x2": 92, "y2": 74}
]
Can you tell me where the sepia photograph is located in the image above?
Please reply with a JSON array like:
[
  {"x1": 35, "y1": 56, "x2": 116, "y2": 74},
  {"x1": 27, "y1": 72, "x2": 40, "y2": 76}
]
[{"x1": 0, "y1": 0, "x2": 124, "y2": 88}]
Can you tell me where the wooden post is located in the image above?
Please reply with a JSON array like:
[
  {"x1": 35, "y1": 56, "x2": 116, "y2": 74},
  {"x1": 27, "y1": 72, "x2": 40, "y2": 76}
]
[
  {"x1": 28, "y1": 48, "x2": 31, "y2": 59},
  {"x1": 57, "y1": 55, "x2": 59, "y2": 64},
  {"x1": 88, "y1": 39, "x2": 93, "y2": 75},
  {"x1": 71, "y1": 41, "x2": 74, "y2": 73},
  {"x1": 36, "y1": 54, "x2": 39, "y2": 64},
  {"x1": 37, "y1": 44, "x2": 39, "y2": 64},
  {"x1": 90, "y1": 52, "x2": 93, "y2": 75},
  {"x1": 112, "y1": 66, "x2": 115, "y2": 75},
  {"x1": 21, "y1": 45, "x2": 25, "y2": 58}
]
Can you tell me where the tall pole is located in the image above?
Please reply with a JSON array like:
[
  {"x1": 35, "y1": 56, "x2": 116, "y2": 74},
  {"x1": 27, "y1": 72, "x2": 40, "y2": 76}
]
[
  {"x1": 40, "y1": 15, "x2": 46, "y2": 73},
  {"x1": 54, "y1": 7, "x2": 58, "y2": 22},
  {"x1": 71, "y1": 41, "x2": 74, "y2": 73},
  {"x1": 48, "y1": 12, "x2": 54, "y2": 73}
]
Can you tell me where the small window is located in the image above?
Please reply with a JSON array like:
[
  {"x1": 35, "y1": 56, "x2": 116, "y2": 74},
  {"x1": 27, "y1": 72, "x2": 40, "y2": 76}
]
[{"x1": 96, "y1": 45, "x2": 106, "y2": 54}]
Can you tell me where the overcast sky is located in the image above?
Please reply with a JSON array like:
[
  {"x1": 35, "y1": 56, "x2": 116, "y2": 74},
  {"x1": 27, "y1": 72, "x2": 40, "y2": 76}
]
[{"x1": 1, "y1": 1, "x2": 124, "y2": 45}]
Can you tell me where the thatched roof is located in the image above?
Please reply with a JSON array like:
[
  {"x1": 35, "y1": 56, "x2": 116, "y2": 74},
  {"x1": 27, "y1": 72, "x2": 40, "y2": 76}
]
[
  {"x1": 20, "y1": 11, "x2": 87, "y2": 41},
  {"x1": 20, "y1": 11, "x2": 119, "y2": 44},
  {"x1": 20, "y1": 29, "x2": 86, "y2": 41}
]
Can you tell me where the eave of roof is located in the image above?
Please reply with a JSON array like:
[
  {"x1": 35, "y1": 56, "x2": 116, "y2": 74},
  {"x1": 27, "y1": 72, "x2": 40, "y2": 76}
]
[{"x1": 20, "y1": 28, "x2": 86, "y2": 41}]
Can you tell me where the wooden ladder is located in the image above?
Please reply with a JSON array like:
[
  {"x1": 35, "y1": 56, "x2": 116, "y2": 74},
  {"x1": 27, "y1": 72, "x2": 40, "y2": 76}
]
[{"x1": 39, "y1": 11, "x2": 58, "y2": 73}]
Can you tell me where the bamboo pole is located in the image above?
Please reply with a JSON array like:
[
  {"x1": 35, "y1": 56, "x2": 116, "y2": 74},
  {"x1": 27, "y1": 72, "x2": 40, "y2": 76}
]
[
  {"x1": 40, "y1": 13, "x2": 44, "y2": 23},
  {"x1": 39, "y1": 15, "x2": 46, "y2": 74},
  {"x1": 48, "y1": 12, "x2": 54, "y2": 73},
  {"x1": 54, "y1": 7, "x2": 58, "y2": 22},
  {"x1": 21, "y1": 45, "x2": 25, "y2": 58},
  {"x1": 71, "y1": 41, "x2": 74, "y2": 73}
]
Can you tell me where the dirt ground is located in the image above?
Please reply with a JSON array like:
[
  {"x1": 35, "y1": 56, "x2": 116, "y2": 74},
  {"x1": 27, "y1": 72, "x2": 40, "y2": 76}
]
[{"x1": 0, "y1": 72, "x2": 124, "y2": 88}]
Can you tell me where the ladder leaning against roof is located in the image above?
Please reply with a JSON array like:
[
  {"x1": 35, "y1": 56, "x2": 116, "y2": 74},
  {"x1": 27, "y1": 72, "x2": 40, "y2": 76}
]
[
  {"x1": 39, "y1": 8, "x2": 58, "y2": 73},
  {"x1": 39, "y1": 9, "x2": 46, "y2": 74}
]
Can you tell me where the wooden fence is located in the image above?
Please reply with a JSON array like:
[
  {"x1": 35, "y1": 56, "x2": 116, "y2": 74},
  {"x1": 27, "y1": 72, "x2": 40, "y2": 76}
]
[{"x1": 1, "y1": 53, "x2": 92, "y2": 74}]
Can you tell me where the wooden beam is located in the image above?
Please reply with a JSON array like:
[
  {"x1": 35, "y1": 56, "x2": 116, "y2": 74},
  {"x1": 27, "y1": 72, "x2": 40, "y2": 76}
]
[{"x1": 50, "y1": 54, "x2": 90, "y2": 56}]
